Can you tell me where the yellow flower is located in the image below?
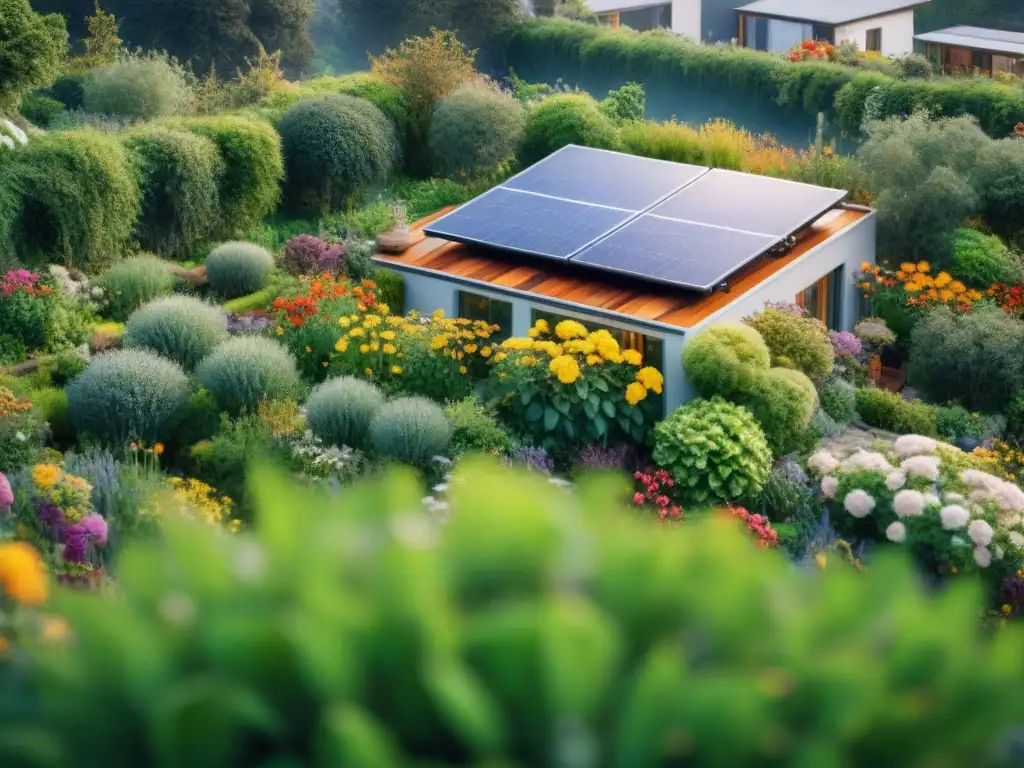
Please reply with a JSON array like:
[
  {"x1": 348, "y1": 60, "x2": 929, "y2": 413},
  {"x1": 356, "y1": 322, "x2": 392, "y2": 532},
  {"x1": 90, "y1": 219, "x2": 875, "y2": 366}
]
[
  {"x1": 625, "y1": 381, "x2": 647, "y2": 406},
  {"x1": 380, "y1": 330, "x2": 396, "y2": 340},
  {"x1": 349, "y1": 327, "x2": 365, "y2": 338},
  {"x1": 459, "y1": 365, "x2": 468, "y2": 374},
  {"x1": 32, "y1": 464, "x2": 59, "y2": 489},
  {"x1": 589, "y1": 329, "x2": 620, "y2": 361},
  {"x1": 895, "y1": 271, "x2": 906, "y2": 281},
  {"x1": 391, "y1": 365, "x2": 402, "y2": 375},
  {"x1": 431, "y1": 334, "x2": 449, "y2": 350},
  {"x1": 0, "y1": 542, "x2": 48, "y2": 606},
  {"x1": 518, "y1": 355, "x2": 538, "y2": 367},
  {"x1": 586, "y1": 354, "x2": 603, "y2": 366},
  {"x1": 555, "y1": 319, "x2": 588, "y2": 340},
  {"x1": 549, "y1": 354, "x2": 581, "y2": 384},
  {"x1": 564, "y1": 339, "x2": 595, "y2": 355},
  {"x1": 386, "y1": 315, "x2": 406, "y2": 327},
  {"x1": 377, "y1": 303, "x2": 390, "y2": 315},
  {"x1": 363, "y1": 315, "x2": 381, "y2": 328},
  {"x1": 492, "y1": 352, "x2": 508, "y2": 363},
  {"x1": 1002, "y1": 603, "x2": 1013, "y2": 615},
  {"x1": 40, "y1": 615, "x2": 70, "y2": 643},
  {"x1": 934, "y1": 272, "x2": 952, "y2": 287},
  {"x1": 464, "y1": 343, "x2": 478, "y2": 354},
  {"x1": 305, "y1": 345, "x2": 312, "y2": 353},
  {"x1": 359, "y1": 344, "x2": 370, "y2": 353},
  {"x1": 480, "y1": 346, "x2": 492, "y2": 358},
  {"x1": 528, "y1": 327, "x2": 541, "y2": 338},
  {"x1": 322, "y1": 361, "x2": 328, "y2": 368},
  {"x1": 535, "y1": 340, "x2": 563, "y2": 358},
  {"x1": 900, "y1": 262, "x2": 916, "y2": 273},
  {"x1": 860, "y1": 261, "x2": 871, "y2": 271},
  {"x1": 916, "y1": 261, "x2": 930, "y2": 273},
  {"x1": 950, "y1": 280, "x2": 966, "y2": 293},
  {"x1": 335, "y1": 338, "x2": 349, "y2": 352},
  {"x1": 365, "y1": 368, "x2": 373, "y2": 377},
  {"x1": 502, "y1": 336, "x2": 534, "y2": 350},
  {"x1": 382, "y1": 343, "x2": 397, "y2": 354},
  {"x1": 938, "y1": 289, "x2": 954, "y2": 302},
  {"x1": 533, "y1": 318, "x2": 550, "y2": 333},
  {"x1": 622, "y1": 349, "x2": 643, "y2": 366},
  {"x1": 369, "y1": 342, "x2": 380, "y2": 352},
  {"x1": 432, "y1": 309, "x2": 445, "y2": 319},
  {"x1": 636, "y1": 366, "x2": 664, "y2": 394},
  {"x1": 275, "y1": 325, "x2": 284, "y2": 336}
]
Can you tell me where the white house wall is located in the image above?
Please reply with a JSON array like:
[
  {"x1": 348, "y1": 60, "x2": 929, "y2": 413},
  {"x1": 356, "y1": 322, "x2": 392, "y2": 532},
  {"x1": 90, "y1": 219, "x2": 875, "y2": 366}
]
[
  {"x1": 835, "y1": 10, "x2": 916, "y2": 57},
  {"x1": 670, "y1": 0, "x2": 701, "y2": 39}
]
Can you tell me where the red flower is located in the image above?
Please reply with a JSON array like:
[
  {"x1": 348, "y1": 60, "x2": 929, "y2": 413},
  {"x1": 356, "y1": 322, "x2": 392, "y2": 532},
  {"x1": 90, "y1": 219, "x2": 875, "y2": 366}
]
[{"x1": 633, "y1": 492, "x2": 644, "y2": 505}]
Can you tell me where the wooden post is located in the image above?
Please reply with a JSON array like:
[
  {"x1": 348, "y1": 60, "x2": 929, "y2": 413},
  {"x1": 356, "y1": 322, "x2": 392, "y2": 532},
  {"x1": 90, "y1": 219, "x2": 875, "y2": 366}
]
[
  {"x1": 869, "y1": 355, "x2": 882, "y2": 382},
  {"x1": 737, "y1": 12, "x2": 745, "y2": 47},
  {"x1": 609, "y1": 11, "x2": 620, "y2": 29}
]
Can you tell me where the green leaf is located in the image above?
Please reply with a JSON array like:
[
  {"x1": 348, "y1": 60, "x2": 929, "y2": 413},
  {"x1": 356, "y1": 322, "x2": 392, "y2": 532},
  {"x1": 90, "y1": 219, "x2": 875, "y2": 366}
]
[
  {"x1": 553, "y1": 397, "x2": 572, "y2": 416},
  {"x1": 601, "y1": 400, "x2": 616, "y2": 418},
  {"x1": 583, "y1": 400, "x2": 598, "y2": 419},
  {"x1": 314, "y1": 705, "x2": 398, "y2": 768},
  {"x1": 526, "y1": 402, "x2": 544, "y2": 422},
  {"x1": 544, "y1": 406, "x2": 560, "y2": 431},
  {"x1": 424, "y1": 661, "x2": 506, "y2": 757},
  {"x1": 520, "y1": 389, "x2": 533, "y2": 406},
  {"x1": 594, "y1": 412, "x2": 608, "y2": 437},
  {"x1": 575, "y1": 380, "x2": 590, "y2": 399}
]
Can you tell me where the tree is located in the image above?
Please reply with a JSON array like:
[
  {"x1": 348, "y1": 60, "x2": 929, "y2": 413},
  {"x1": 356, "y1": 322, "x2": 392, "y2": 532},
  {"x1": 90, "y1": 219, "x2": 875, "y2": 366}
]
[
  {"x1": 78, "y1": 1, "x2": 121, "y2": 68},
  {"x1": 0, "y1": 0, "x2": 67, "y2": 111}
]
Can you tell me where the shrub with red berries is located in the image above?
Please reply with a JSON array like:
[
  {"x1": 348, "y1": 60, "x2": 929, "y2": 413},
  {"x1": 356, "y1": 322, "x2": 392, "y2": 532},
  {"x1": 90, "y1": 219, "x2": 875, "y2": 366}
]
[{"x1": 633, "y1": 469, "x2": 682, "y2": 521}]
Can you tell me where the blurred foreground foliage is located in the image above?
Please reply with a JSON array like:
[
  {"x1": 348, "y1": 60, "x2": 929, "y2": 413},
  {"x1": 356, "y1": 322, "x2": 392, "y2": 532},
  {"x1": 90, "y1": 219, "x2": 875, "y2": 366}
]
[{"x1": 2, "y1": 458, "x2": 1023, "y2": 767}]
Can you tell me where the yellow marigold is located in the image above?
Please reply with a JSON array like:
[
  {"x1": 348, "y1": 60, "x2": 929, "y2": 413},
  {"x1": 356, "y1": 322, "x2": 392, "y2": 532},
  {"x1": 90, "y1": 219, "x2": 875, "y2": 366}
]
[
  {"x1": 359, "y1": 344, "x2": 370, "y2": 353},
  {"x1": 555, "y1": 319, "x2": 588, "y2": 340},
  {"x1": 549, "y1": 355, "x2": 581, "y2": 384},
  {"x1": 432, "y1": 309, "x2": 445, "y2": 319},
  {"x1": 528, "y1": 327, "x2": 541, "y2": 338},
  {"x1": 589, "y1": 329, "x2": 620, "y2": 360},
  {"x1": 475, "y1": 328, "x2": 491, "y2": 338},
  {"x1": 534, "y1": 340, "x2": 563, "y2": 358},
  {"x1": 502, "y1": 337, "x2": 534, "y2": 350},
  {"x1": 369, "y1": 342, "x2": 380, "y2": 352},
  {"x1": 967, "y1": 289, "x2": 983, "y2": 301},
  {"x1": 154, "y1": 442, "x2": 165, "y2": 456},
  {"x1": 464, "y1": 343, "x2": 478, "y2": 354},
  {"x1": 622, "y1": 349, "x2": 643, "y2": 366},
  {"x1": 636, "y1": 366, "x2": 664, "y2": 394},
  {"x1": 386, "y1": 315, "x2": 405, "y2": 327},
  {"x1": 391, "y1": 365, "x2": 402, "y2": 375},
  {"x1": 363, "y1": 315, "x2": 381, "y2": 328},
  {"x1": 32, "y1": 464, "x2": 59, "y2": 490},
  {"x1": 459, "y1": 365, "x2": 468, "y2": 374},
  {"x1": 938, "y1": 289, "x2": 954, "y2": 302},
  {"x1": 564, "y1": 339, "x2": 595, "y2": 355},
  {"x1": 0, "y1": 542, "x2": 48, "y2": 606},
  {"x1": 365, "y1": 368, "x2": 373, "y2": 377},
  {"x1": 518, "y1": 355, "x2": 538, "y2": 367},
  {"x1": 431, "y1": 334, "x2": 449, "y2": 350},
  {"x1": 860, "y1": 261, "x2": 871, "y2": 271},
  {"x1": 492, "y1": 352, "x2": 508, "y2": 363},
  {"x1": 917, "y1": 261, "x2": 930, "y2": 273},
  {"x1": 625, "y1": 381, "x2": 647, "y2": 406},
  {"x1": 380, "y1": 330, "x2": 396, "y2": 340},
  {"x1": 480, "y1": 346, "x2": 492, "y2": 358},
  {"x1": 349, "y1": 327, "x2": 365, "y2": 338},
  {"x1": 382, "y1": 343, "x2": 397, "y2": 354},
  {"x1": 900, "y1": 262, "x2": 916, "y2": 273},
  {"x1": 338, "y1": 317, "x2": 351, "y2": 327},
  {"x1": 377, "y1": 303, "x2": 390, "y2": 315},
  {"x1": 895, "y1": 271, "x2": 906, "y2": 281},
  {"x1": 275, "y1": 326, "x2": 284, "y2": 336},
  {"x1": 586, "y1": 354, "x2": 603, "y2": 366},
  {"x1": 533, "y1": 318, "x2": 549, "y2": 333},
  {"x1": 456, "y1": 318, "x2": 471, "y2": 326},
  {"x1": 335, "y1": 338, "x2": 349, "y2": 352},
  {"x1": 950, "y1": 280, "x2": 966, "y2": 293},
  {"x1": 935, "y1": 272, "x2": 952, "y2": 287}
]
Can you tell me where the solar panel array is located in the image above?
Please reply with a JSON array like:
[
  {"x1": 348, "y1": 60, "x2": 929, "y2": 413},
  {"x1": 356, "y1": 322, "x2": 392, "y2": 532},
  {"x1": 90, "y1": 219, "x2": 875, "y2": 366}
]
[{"x1": 423, "y1": 145, "x2": 848, "y2": 293}]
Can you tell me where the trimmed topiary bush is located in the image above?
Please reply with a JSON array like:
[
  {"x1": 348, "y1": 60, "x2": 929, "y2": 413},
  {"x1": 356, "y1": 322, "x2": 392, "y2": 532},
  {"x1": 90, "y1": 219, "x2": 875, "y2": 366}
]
[
  {"x1": 94, "y1": 254, "x2": 174, "y2": 322},
  {"x1": 121, "y1": 125, "x2": 224, "y2": 258},
  {"x1": 855, "y1": 386, "x2": 938, "y2": 436},
  {"x1": 819, "y1": 377, "x2": 858, "y2": 426},
  {"x1": 744, "y1": 303, "x2": 834, "y2": 379},
  {"x1": 653, "y1": 396, "x2": 772, "y2": 506},
  {"x1": 951, "y1": 228, "x2": 1021, "y2": 287},
  {"x1": 66, "y1": 349, "x2": 189, "y2": 445},
  {"x1": 197, "y1": 337, "x2": 300, "y2": 415},
  {"x1": 205, "y1": 242, "x2": 275, "y2": 299},
  {"x1": 278, "y1": 93, "x2": 400, "y2": 210},
  {"x1": 369, "y1": 395, "x2": 453, "y2": 466},
  {"x1": 306, "y1": 376, "x2": 385, "y2": 450},
  {"x1": 3, "y1": 130, "x2": 141, "y2": 271},
  {"x1": 519, "y1": 93, "x2": 620, "y2": 166},
  {"x1": 123, "y1": 296, "x2": 229, "y2": 371},
  {"x1": 428, "y1": 82, "x2": 525, "y2": 179},
  {"x1": 165, "y1": 116, "x2": 283, "y2": 236},
  {"x1": 83, "y1": 56, "x2": 190, "y2": 120}
]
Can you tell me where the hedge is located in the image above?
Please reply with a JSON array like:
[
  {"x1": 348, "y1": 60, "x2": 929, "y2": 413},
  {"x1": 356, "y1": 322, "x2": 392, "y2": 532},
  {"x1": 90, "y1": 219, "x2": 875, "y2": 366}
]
[{"x1": 499, "y1": 18, "x2": 1024, "y2": 139}]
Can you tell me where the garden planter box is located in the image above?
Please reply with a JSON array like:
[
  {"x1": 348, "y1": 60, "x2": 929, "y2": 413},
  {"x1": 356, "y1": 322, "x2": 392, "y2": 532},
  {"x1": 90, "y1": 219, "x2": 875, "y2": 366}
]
[{"x1": 878, "y1": 363, "x2": 907, "y2": 393}]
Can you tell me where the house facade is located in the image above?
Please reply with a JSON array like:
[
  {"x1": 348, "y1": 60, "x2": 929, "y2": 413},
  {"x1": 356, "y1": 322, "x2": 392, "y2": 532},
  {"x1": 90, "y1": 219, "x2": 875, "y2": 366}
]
[
  {"x1": 735, "y1": 0, "x2": 929, "y2": 57},
  {"x1": 915, "y1": 26, "x2": 1024, "y2": 77},
  {"x1": 588, "y1": 0, "x2": 743, "y2": 44}
]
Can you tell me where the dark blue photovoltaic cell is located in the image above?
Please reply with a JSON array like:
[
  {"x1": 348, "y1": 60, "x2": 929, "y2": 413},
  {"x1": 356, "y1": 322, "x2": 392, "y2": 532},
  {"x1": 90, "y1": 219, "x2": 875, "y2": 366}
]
[
  {"x1": 571, "y1": 215, "x2": 777, "y2": 292},
  {"x1": 424, "y1": 187, "x2": 634, "y2": 260},
  {"x1": 650, "y1": 169, "x2": 847, "y2": 237},
  {"x1": 504, "y1": 145, "x2": 708, "y2": 211}
]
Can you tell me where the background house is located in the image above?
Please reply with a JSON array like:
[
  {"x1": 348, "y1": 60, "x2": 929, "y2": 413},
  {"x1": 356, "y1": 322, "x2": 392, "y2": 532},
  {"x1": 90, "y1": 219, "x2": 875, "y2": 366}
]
[
  {"x1": 588, "y1": 0, "x2": 742, "y2": 43},
  {"x1": 915, "y1": 26, "x2": 1024, "y2": 76},
  {"x1": 375, "y1": 146, "x2": 875, "y2": 412},
  {"x1": 735, "y1": 0, "x2": 929, "y2": 56}
]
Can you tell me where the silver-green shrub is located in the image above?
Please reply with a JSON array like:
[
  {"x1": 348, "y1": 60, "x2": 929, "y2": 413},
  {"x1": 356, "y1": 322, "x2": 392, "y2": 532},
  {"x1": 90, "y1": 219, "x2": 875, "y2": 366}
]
[
  {"x1": 66, "y1": 349, "x2": 189, "y2": 445},
  {"x1": 123, "y1": 296, "x2": 229, "y2": 371},
  {"x1": 197, "y1": 337, "x2": 299, "y2": 415},
  {"x1": 205, "y1": 241, "x2": 275, "y2": 298},
  {"x1": 83, "y1": 55, "x2": 190, "y2": 120},
  {"x1": 369, "y1": 396, "x2": 452, "y2": 466},
  {"x1": 428, "y1": 82, "x2": 525, "y2": 179},
  {"x1": 306, "y1": 376, "x2": 385, "y2": 450},
  {"x1": 94, "y1": 254, "x2": 173, "y2": 322},
  {"x1": 818, "y1": 377, "x2": 858, "y2": 426}
]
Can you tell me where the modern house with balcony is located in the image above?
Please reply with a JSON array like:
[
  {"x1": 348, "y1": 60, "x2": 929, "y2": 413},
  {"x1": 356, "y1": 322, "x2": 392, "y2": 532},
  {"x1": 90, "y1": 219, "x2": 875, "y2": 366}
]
[
  {"x1": 915, "y1": 26, "x2": 1024, "y2": 77},
  {"x1": 735, "y1": 0, "x2": 929, "y2": 57}
]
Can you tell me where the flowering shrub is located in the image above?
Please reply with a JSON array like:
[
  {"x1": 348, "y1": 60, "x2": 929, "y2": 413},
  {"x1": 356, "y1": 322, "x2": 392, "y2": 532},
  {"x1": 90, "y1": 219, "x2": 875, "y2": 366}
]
[
  {"x1": 853, "y1": 316, "x2": 895, "y2": 355},
  {"x1": 744, "y1": 303, "x2": 834, "y2": 379},
  {"x1": 632, "y1": 468, "x2": 682, "y2": 521},
  {"x1": 487, "y1": 318, "x2": 663, "y2": 456},
  {"x1": 282, "y1": 235, "x2": 346, "y2": 276},
  {"x1": 987, "y1": 283, "x2": 1024, "y2": 318},
  {"x1": 153, "y1": 477, "x2": 239, "y2": 533},
  {"x1": 282, "y1": 431, "x2": 366, "y2": 484},
  {"x1": 829, "y1": 330, "x2": 862, "y2": 359},
  {"x1": 857, "y1": 260, "x2": 984, "y2": 325},
  {"x1": 786, "y1": 39, "x2": 836, "y2": 62},
  {"x1": 808, "y1": 437, "x2": 1024, "y2": 592},
  {"x1": 0, "y1": 270, "x2": 54, "y2": 362},
  {"x1": 726, "y1": 504, "x2": 779, "y2": 548}
]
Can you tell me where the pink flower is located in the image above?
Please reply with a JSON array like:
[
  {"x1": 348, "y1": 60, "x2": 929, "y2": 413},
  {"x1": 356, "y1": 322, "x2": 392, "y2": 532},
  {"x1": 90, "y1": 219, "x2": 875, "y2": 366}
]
[
  {"x1": 0, "y1": 472, "x2": 12, "y2": 511},
  {"x1": 81, "y1": 514, "x2": 108, "y2": 547},
  {"x1": 633, "y1": 492, "x2": 644, "y2": 505}
]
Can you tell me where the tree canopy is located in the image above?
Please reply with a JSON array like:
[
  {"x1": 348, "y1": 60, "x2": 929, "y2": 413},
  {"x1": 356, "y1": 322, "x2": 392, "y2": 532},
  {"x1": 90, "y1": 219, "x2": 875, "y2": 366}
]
[{"x1": 0, "y1": 0, "x2": 67, "y2": 110}]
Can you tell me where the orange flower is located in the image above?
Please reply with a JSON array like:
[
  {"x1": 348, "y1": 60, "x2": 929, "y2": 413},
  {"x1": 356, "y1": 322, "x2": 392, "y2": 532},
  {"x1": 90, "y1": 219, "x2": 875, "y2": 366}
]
[
  {"x1": 154, "y1": 443, "x2": 165, "y2": 455},
  {"x1": 0, "y1": 542, "x2": 48, "y2": 606}
]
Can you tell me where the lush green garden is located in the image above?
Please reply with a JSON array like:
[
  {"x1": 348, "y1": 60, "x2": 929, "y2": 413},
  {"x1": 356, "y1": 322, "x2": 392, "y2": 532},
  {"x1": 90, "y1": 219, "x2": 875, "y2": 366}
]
[{"x1": 3, "y1": 1, "x2": 1024, "y2": 762}]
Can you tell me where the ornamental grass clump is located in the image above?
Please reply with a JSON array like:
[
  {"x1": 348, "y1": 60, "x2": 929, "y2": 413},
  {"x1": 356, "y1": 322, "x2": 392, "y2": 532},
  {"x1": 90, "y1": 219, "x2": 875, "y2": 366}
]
[
  {"x1": 653, "y1": 396, "x2": 772, "y2": 507},
  {"x1": 93, "y1": 255, "x2": 173, "y2": 322},
  {"x1": 123, "y1": 296, "x2": 229, "y2": 371},
  {"x1": 305, "y1": 376, "x2": 385, "y2": 450},
  {"x1": 487, "y1": 317, "x2": 664, "y2": 457},
  {"x1": 369, "y1": 396, "x2": 453, "y2": 466},
  {"x1": 197, "y1": 337, "x2": 299, "y2": 416},
  {"x1": 205, "y1": 241, "x2": 275, "y2": 299},
  {"x1": 807, "y1": 438, "x2": 1024, "y2": 600},
  {"x1": 66, "y1": 349, "x2": 189, "y2": 445}
]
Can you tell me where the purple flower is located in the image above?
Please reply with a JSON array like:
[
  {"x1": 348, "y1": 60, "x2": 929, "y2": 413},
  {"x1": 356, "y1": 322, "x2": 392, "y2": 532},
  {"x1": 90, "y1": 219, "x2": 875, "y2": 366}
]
[
  {"x1": 81, "y1": 514, "x2": 108, "y2": 547},
  {"x1": 765, "y1": 300, "x2": 807, "y2": 317},
  {"x1": 282, "y1": 235, "x2": 330, "y2": 276},
  {"x1": 316, "y1": 244, "x2": 347, "y2": 274},
  {"x1": 511, "y1": 446, "x2": 554, "y2": 474},
  {"x1": 0, "y1": 472, "x2": 12, "y2": 511},
  {"x1": 62, "y1": 523, "x2": 88, "y2": 563},
  {"x1": 573, "y1": 443, "x2": 636, "y2": 471},
  {"x1": 36, "y1": 499, "x2": 66, "y2": 532},
  {"x1": 830, "y1": 330, "x2": 862, "y2": 358}
]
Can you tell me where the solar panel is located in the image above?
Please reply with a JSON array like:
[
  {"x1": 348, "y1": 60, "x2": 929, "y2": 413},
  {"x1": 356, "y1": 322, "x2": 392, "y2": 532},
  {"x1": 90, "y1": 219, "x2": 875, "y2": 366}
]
[
  {"x1": 571, "y1": 215, "x2": 777, "y2": 292},
  {"x1": 424, "y1": 187, "x2": 634, "y2": 261},
  {"x1": 650, "y1": 170, "x2": 847, "y2": 238},
  {"x1": 503, "y1": 145, "x2": 708, "y2": 211}
]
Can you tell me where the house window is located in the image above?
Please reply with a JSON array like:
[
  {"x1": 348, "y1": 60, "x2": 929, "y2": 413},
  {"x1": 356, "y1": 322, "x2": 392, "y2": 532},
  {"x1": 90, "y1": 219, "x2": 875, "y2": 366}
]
[
  {"x1": 530, "y1": 309, "x2": 665, "y2": 371},
  {"x1": 811, "y1": 24, "x2": 834, "y2": 44},
  {"x1": 795, "y1": 266, "x2": 843, "y2": 329},
  {"x1": 866, "y1": 27, "x2": 882, "y2": 53},
  {"x1": 619, "y1": 3, "x2": 671, "y2": 32},
  {"x1": 458, "y1": 291, "x2": 512, "y2": 341}
]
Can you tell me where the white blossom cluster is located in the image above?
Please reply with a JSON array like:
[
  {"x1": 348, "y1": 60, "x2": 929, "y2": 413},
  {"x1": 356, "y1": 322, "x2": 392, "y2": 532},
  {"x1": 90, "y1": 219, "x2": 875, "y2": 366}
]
[{"x1": 0, "y1": 119, "x2": 28, "y2": 150}]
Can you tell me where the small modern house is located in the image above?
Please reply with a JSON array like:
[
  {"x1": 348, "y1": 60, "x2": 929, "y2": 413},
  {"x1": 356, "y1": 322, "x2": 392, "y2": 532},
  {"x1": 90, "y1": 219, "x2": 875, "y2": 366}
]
[
  {"x1": 588, "y1": 0, "x2": 744, "y2": 43},
  {"x1": 374, "y1": 146, "x2": 876, "y2": 413},
  {"x1": 735, "y1": 0, "x2": 928, "y2": 57},
  {"x1": 915, "y1": 26, "x2": 1024, "y2": 77}
]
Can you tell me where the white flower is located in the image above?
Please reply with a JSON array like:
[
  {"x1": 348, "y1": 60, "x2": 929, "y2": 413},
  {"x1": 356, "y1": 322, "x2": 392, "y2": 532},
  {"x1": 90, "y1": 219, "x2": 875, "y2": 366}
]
[
  {"x1": 993, "y1": 482, "x2": 1024, "y2": 513},
  {"x1": 886, "y1": 521, "x2": 907, "y2": 543},
  {"x1": 939, "y1": 505, "x2": 970, "y2": 530},
  {"x1": 821, "y1": 475, "x2": 838, "y2": 499},
  {"x1": 994, "y1": 545, "x2": 1005, "y2": 560},
  {"x1": 923, "y1": 492, "x2": 940, "y2": 507},
  {"x1": 968, "y1": 519, "x2": 994, "y2": 547},
  {"x1": 14, "y1": 431, "x2": 26, "y2": 442},
  {"x1": 1, "y1": 119, "x2": 27, "y2": 145},
  {"x1": 893, "y1": 489, "x2": 925, "y2": 517},
  {"x1": 893, "y1": 434, "x2": 937, "y2": 459},
  {"x1": 1009, "y1": 531, "x2": 1024, "y2": 548},
  {"x1": 885, "y1": 471, "x2": 906, "y2": 491},
  {"x1": 944, "y1": 492, "x2": 965, "y2": 503},
  {"x1": 0, "y1": 135, "x2": 14, "y2": 150},
  {"x1": 960, "y1": 469, "x2": 1003, "y2": 493},
  {"x1": 840, "y1": 450, "x2": 892, "y2": 474},
  {"x1": 844, "y1": 489, "x2": 875, "y2": 518},
  {"x1": 973, "y1": 546, "x2": 992, "y2": 568},
  {"x1": 808, "y1": 450, "x2": 840, "y2": 475},
  {"x1": 900, "y1": 455, "x2": 939, "y2": 481}
]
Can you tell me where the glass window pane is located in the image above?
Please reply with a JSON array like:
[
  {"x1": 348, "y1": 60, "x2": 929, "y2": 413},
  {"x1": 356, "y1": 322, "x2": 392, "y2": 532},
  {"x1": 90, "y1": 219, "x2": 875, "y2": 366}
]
[{"x1": 458, "y1": 291, "x2": 512, "y2": 341}]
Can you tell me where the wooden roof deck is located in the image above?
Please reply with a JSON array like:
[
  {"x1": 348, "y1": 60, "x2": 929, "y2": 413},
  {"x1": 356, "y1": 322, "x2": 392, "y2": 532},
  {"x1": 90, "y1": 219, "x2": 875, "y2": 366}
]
[{"x1": 375, "y1": 206, "x2": 868, "y2": 331}]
